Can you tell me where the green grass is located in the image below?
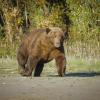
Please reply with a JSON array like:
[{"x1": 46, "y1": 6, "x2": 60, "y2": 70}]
[
  {"x1": 67, "y1": 57, "x2": 100, "y2": 72},
  {"x1": 0, "y1": 58, "x2": 18, "y2": 75},
  {"x1": 0, "y1": 47, "x2": 16, "y2": 57},
  {"x1": 0, "y1": 57, "x2": 100, "y2": 76}
]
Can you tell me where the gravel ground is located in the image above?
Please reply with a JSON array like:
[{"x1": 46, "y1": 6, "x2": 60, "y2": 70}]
[{"x1": 0, "y1": 75, "x2": 100, "y2": 100}]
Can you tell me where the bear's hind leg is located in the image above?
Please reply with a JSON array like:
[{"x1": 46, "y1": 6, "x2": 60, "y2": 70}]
[
  {"x1": 22, "y1": 56, "x2": 39, "y2": 77},
  {"x1": 17, "y1": 52, "x2": 27, "y2": 76}
]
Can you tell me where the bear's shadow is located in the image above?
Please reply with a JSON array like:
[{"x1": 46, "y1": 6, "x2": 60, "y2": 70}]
[{"x1": 48, "y1": 72, "x2": 100, "y2": 77}]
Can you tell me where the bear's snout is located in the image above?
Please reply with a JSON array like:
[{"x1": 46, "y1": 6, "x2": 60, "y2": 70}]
[{"x1": 54, "y1": 38, "x2": 61, "y2": 48}]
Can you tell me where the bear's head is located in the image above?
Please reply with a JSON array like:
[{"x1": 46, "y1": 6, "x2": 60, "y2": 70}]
[{"x1": 46, "y1": 27, "x2": 67, "y2": 48}]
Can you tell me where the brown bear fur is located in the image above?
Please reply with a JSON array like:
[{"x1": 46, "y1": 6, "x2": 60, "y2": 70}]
[{"x1": 17, "y1": 27, "x2": 67, "y2": 77}]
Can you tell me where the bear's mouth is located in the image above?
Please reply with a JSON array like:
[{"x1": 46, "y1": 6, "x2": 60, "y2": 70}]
[{"x1": 54, "y1": 43, "x2": 61, "y2": 48}]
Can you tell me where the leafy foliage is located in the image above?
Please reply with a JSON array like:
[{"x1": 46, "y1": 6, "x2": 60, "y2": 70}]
[{"x1": 0, "y1": 0, "x2": 99, "y2": 59}]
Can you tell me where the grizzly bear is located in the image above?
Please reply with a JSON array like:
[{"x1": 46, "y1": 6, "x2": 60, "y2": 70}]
[{"x1": 17, "y1": 27, "x2": 67, "y2": 77}]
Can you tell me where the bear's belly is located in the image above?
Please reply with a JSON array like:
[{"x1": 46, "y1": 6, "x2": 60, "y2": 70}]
[{"x1": 42, "y1": 59, "x2": 53, "y2": 63}]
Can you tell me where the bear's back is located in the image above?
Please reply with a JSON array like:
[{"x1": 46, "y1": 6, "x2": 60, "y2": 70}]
[{"x1": 22, "y1": 28, "x2": 46, "y2": 46}]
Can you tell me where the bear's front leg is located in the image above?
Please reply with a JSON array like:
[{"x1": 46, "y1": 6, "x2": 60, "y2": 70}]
[
  {"x1": 55, "y1": 54, "x2": 66, "y2": 77},
  {"x1": 34, "y1": 61, "x2": 44, "y2": 77},
  {"x1": 22, "y1": 56, "x2": 39, "y2": 77}
]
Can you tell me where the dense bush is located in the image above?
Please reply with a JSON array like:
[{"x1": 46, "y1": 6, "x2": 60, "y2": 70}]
[{"x1": 0, "y1": 0, "x2": 99, "y2": 59}]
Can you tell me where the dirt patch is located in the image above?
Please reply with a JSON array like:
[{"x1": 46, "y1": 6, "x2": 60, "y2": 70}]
[{"x1": 0, "y1": 76, "x2": 100, "y2": 100}]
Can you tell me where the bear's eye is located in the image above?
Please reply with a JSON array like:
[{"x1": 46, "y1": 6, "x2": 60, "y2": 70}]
[
  {"x1": 53, "y1": 33, "x2": 56, "y2": 38},
  {"x1": 54, "y1": 35, "x2": 56, "y2": 38}
]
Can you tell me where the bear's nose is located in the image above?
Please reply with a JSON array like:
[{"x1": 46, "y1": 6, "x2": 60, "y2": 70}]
[{"x1": 55, "y1": 42, "x2": 60, "y2": 48}]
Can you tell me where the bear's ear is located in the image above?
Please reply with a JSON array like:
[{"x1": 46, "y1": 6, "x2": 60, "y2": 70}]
[{"x1": 46, "y1": 28, "x2": 51, "y2": 34}]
